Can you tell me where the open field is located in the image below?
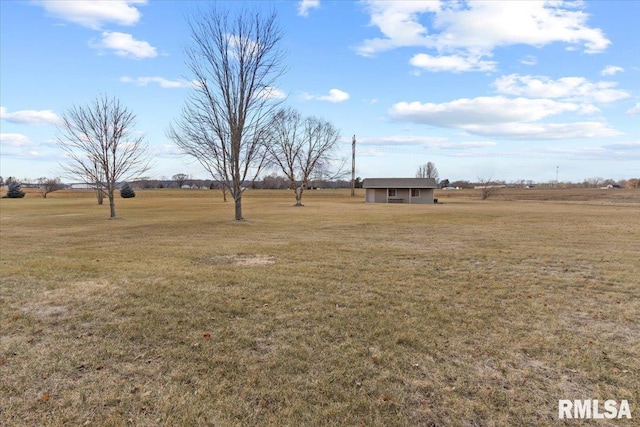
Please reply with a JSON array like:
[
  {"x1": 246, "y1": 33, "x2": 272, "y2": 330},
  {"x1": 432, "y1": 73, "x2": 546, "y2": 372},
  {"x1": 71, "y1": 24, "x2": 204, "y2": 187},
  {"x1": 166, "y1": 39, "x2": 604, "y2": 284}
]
[{"x1": 1, "y1": 188, "x2": 638, "y2": 426}]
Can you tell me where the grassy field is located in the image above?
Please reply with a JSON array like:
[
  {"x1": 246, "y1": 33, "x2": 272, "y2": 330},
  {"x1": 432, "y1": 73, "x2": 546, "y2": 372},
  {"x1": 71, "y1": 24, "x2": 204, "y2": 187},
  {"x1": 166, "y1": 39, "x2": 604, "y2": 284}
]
[{"x1": 1, "y1": 188, "x2": 638, "y2": 426}]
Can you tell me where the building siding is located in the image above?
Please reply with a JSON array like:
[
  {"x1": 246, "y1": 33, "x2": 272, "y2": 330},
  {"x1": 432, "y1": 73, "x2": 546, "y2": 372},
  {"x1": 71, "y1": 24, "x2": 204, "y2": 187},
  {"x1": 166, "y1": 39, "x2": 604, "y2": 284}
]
[
  {"x1": 365, "y1": 188, "x2": 434, "y2": 204},
  {"x1": 363, "y1": 178, "x2": 436, "y2": 204}
]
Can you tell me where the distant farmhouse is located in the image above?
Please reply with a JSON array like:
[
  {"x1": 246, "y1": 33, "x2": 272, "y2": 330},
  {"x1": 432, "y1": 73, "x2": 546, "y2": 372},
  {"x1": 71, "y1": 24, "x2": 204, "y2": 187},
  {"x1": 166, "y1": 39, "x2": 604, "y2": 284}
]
[{"x1": 363, "y1": 178, "x2": 438, "y2": 204}]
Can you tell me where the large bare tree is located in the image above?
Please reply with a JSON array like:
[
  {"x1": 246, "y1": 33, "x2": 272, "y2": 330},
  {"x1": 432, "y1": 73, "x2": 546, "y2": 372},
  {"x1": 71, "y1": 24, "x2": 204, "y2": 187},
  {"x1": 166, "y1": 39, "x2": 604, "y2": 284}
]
[
  {"x1": 167, "y1": 6, "x2": 286, "y2": 220},
  {"x1": 267, "y1": 108, "x2": 345, "y2": 206},
  {"x1": 57, "y1": 95, "x2": 150, "y2": 218},
  {"x1": 416, "y1": 161, "x2": 439, "y2": 182}
]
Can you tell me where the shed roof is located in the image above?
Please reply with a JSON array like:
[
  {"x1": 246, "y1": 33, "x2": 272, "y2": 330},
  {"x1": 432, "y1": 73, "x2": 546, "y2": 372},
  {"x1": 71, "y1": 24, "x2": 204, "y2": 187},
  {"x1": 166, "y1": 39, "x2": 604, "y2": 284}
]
[{"x1": 362, "y1": 178, "x2": 437, "y2": 189}]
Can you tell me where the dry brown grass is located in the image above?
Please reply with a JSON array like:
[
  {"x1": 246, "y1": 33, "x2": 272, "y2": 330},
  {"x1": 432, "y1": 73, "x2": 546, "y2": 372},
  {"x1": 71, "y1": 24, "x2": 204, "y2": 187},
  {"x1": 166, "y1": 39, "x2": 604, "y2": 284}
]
[{"x1": 1, "y1": 188, "x2": 638, "y2": 426}]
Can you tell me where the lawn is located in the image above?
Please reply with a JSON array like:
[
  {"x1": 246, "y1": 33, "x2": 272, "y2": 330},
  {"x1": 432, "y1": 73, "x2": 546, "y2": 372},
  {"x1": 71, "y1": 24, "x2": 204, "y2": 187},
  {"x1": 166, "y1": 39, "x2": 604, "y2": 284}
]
[{"x1": 1, "y1": 188, "x2": 638, "y2": 426}]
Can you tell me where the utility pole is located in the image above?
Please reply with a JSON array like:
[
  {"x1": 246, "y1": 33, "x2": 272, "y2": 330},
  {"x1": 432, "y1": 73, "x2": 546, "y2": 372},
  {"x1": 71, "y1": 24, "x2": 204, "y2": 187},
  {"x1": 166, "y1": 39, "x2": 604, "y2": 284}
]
[
  {"x1": 351, "y1": 134, "x2": 356, "y2": 196},
  {"x1": 556, "y1": 166, "x2": 559, "y2": 187}
]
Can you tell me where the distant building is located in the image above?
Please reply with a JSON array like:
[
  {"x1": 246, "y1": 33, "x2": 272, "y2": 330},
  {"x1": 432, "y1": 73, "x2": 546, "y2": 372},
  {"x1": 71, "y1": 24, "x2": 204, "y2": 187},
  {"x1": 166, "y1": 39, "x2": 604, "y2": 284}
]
[
  {"x1": 363, "y1": 178, "x2": 438, "y2": 204},
  {"x1": 69, "y1": 183, "x2": 95, "y2": 190}
]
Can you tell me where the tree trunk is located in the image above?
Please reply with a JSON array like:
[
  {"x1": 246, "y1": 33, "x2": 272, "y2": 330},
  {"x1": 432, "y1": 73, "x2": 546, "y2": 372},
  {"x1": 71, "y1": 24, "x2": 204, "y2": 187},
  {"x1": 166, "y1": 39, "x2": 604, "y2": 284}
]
[
  {"x1": 294, "y1": 186, "x2": 304, "y2": 206},
  {"x1": 222, "y1": 186, "x2": 227, "y2": 202},
  {"x1": 96, "y1": 188, "x2": 104, "y2": 205},
  {"x1": 234, "y1": 195, "x2": 243, "y2": 220},
  {"x1": 108, "y1": 191, "x2": 116, "y2": 218}
]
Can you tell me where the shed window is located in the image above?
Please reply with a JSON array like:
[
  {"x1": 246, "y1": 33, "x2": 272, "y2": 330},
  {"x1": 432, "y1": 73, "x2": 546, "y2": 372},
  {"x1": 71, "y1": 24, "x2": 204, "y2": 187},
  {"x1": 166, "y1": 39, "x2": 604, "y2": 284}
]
[
  {"x1": 388, "y1": 189, "x2": 397, "y2": 197},
  {"x1": 411, "y1": 189, "x2": 420, "y2": 197}
]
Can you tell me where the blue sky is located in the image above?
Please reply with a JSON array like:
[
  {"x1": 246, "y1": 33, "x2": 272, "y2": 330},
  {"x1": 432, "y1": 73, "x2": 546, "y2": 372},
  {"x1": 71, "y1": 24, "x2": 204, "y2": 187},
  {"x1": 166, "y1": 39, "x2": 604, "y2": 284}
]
[{"x1": 1, "y1": 0, "x2": 639, "y2": 183}]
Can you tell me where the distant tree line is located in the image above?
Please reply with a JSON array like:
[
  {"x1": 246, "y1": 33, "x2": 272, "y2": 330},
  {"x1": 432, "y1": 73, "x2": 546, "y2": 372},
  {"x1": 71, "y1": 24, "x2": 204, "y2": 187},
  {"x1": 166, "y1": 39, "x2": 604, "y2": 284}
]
[
  {"x1": 252, "y1": 174, "x2": 359, "y2": 190},
  {"x1": 4, "y1": 175, "x2": 638, "y2": 195}
]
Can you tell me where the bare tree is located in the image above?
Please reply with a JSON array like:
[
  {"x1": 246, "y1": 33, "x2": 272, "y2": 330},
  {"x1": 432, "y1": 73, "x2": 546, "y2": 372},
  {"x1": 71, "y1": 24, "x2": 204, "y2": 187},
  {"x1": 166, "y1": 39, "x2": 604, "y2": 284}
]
[
  {"x1": 416, "y1": 162, "x2": 439, "y2": 183},
  {"x1": 585, "y1": 177, "x2": 604, "y2": 188},
  {"x1": 266, "y1": 108, "x2": 345, "y2": 206},
  {"x1": 173, "y1": 173, "x2": 190, "y2": 188},
  {"x1": 37, "y1": 177, "x2": 63, "y2": 198},
  {"x1": 476, "y1": 176, "x2": 498, "y2": 200},
  {"x1": 167, "y1": 5, "x2": 286, "y2": 220},
  {"x1": 57, "y1": 95, "x2": 150, "y2": 218}
]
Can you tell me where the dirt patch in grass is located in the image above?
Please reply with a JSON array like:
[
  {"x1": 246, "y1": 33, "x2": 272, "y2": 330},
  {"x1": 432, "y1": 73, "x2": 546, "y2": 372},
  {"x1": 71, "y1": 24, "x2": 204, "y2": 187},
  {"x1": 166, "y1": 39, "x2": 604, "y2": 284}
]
[
  {"x1": 20, "y1": 303, "x2": 70, "y2": 319},
  {"x1": 194, "y1": 254, "x2": 276, "y2": 266}
]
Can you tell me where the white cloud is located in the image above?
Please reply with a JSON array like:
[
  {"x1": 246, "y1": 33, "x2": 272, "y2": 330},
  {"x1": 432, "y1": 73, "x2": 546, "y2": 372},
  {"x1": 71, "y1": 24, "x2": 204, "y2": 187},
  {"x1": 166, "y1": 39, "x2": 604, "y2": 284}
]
[
  {"x1": 0, "y1": 133, "x2": 52, "y2": 158},
  {"x1": 356, "y1": 147, "x2": 386, "y2": 157},
  {"x1": 388, "y1": 96, "x2": 620, "y2": 139},
  {"x1": 601, "y1": 65, "x2": 624, "y2": 76},
  {"x1": 602, "y1": 141, "x2": 640, "y2": 151},
  {"x1": 462, "y1": 122, "x2": 622, "y2": 140},
  {"x1": 35, "y1": 0, "x2": 146, "y2": 30},
  {"x1": 90, "y1": 31, "x2": 157, "y2": 59},
  {"x1": 493, "y1": 74, "x2": 630, "y2": 104},
  {"x1": 319, "y1": 89, "x2": 349, "y2": 102},
  {"x1": 627, "y1": 103, "x2": 640, "y2": 116},
  {"x1": 360, "y1": 135, "x2": 448, "y2": 146},
  {"x1": 431, "y1": 1, "x2": 610, "y2": 53},
  {"x1": 361, "y1": 135, "x2": 496, "y2": 150},
  {"x1": 157, "y1": 144, "x2": 183, "y2": 158},
  {"x1": 545, "y1": 141, "x2": 639, "y2": 160},
  {"x1": 356, "y1": 1, "x2": 440, "y2": 57},
  {"x1": 257, "y1": 86, "x2": 287, "y2": 100},
  {"x1": 520, "y1": 55, "x2": 537, "y2": 66},
  {"x1": 0, "y1": 133, "x2": 30, "y2": 147},
  {"x1": 389, "y1": 96, "x2": 587, "y2": 126},
  {"x1": 298, "y1": 0, "x2": 320, "y2": 17},
  {"x1": 357, "y1": 1, "x2": 610, "y2": 72},
  {"x1": 0, "y1": 133, "x2": 61, "y2": 161},
  {"x1": 0, "y1": 106, "x2": 61, "y2": 126},
  {"x1": 440, "y1": 140, "x2": 497, "y2": 150},
  {"x1": 120, "y1": 76, "x2": 191, "y2": 88},
  {"x1": 410, "y1": 53, "x2": 496, "y2": 72},
  {"x1": 304, "y1": 89, "x2": 350, "y2": 103}
]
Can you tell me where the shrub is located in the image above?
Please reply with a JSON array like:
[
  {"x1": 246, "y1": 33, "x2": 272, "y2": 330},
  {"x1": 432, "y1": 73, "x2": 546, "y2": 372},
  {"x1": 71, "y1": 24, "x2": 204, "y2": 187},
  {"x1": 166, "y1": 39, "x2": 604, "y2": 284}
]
[
  {"x1": 5, "y1": 181, "x2": 25, "y2": 198},
  {"x1": 120, "y1": 183, "x2": 136, "y2": 198}
]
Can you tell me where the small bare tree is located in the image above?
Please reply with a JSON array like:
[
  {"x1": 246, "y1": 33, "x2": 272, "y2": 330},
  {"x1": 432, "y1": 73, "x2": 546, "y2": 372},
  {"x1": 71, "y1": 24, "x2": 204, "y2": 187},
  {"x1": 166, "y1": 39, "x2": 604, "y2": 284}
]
[
  {"x1": 57, "y1": 95, "x2": 150, "y2": 218},
  {"x1": 167, "y1": 5, "x2": 286, "y2": 220},
  {"x1": 416, "y1": 162, "x2": 439, "y2": 183},
  {"x1": 37, "y1": 177, "x2": 62, "y2": 198},
  {"x1": 266, "y1": 108, "x2": 345, "y2": 206},
  {"x1": 477, "y1": 176, "x2": 497, "y2": 200}
]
